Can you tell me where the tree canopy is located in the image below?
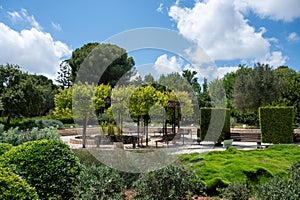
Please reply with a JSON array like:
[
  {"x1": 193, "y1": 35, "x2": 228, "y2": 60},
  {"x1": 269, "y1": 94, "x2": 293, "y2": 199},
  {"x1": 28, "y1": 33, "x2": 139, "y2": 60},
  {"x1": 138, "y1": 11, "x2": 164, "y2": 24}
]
[{"x1": 65, "y1": 43, "x2": 135, "y2": 87}]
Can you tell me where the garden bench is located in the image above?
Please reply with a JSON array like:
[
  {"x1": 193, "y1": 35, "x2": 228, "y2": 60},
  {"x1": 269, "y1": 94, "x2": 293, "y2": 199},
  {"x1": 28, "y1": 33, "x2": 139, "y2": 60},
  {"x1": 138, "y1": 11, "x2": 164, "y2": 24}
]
[
  {"x1": 230, "y1": 130, "x2": 262, "y2": 147},
  {"x1": 155, "y1": 133, "x2": 177, "y2": 147}
]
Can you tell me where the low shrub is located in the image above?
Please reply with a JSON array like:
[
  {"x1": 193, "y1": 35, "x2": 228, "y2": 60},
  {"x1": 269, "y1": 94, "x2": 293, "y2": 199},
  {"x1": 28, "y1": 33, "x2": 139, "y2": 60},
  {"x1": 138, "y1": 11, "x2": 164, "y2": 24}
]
[
  {"x1": 256, "y1": 159, "x2": 300, "y2": 200},
  {"x1": 219, "y1": 183, "x2": 250, "y2": 200},
  {"x1": 19, "y1": 118, "x2": 64, "y2": 130},
  {"x1": 2, "y1": 140, "x2": 82, "y2": 199},
  {"x1": 0, "y1": 167, "x2": 39, "y2": 200},
  {"x1": 0, "y1": 127, "x2": 60, "y2": 146},
  {"x1": 133, "y1": 165, "x2": 204, "y2": 200},
  {"x1": 256, "y1": 177, "x2": 299, "y2": 200},
  {"x1": 73, "y1": 164, "x2": 125, "y2": 199}
]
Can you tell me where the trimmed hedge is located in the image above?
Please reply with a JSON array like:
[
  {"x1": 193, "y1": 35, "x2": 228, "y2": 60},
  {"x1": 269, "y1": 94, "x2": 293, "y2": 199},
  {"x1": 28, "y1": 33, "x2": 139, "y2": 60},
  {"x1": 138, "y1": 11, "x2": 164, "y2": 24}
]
[
  {"x1": 2, "y1": 140, "x2": 82, "y2": 199},
  {"x1": 259, "y1": 106, "x2": 294, "y2": 144},
  {"x1": 0, "y1": 167, "x2": 39, "y2": 200},
  {"x1": 200, "y1": 108, "x2": 230, "y2": 143}
]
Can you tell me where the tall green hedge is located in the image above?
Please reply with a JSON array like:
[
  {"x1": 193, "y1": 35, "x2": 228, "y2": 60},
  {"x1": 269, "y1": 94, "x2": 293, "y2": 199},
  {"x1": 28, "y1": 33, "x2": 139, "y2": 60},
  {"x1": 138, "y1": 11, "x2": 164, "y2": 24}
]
[
  {"x1": 200, "y1": 108, "x2": 230, "y2": 143},
  {"x1": 259, "y1": 106, "x2": 294, "y2": 144}
]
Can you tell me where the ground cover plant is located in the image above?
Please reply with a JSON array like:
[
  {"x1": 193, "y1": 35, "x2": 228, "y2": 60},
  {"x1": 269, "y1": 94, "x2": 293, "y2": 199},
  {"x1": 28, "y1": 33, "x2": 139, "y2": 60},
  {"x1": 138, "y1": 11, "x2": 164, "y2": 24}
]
[{"x1": 179, "y1": 145, "x2": 300, "y2": 196}]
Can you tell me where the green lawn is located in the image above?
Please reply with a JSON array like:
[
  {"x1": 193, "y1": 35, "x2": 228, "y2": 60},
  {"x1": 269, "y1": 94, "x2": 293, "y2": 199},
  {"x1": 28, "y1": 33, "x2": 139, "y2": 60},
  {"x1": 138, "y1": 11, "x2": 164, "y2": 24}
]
[{"x1": 179, "y1": 145, "x2": 300, "y2": 193}]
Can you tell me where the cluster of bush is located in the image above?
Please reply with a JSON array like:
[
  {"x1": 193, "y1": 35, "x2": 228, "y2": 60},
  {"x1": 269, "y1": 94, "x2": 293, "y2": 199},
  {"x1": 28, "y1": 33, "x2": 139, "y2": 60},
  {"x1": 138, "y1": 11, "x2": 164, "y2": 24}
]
[
  {"x1": 219, "y1": 159, "x2": 300, "y2": 200},
  {"x1": 0, "y1": 124, "x2": 60, "y2": 146},
  {"x1": 0, "y1": 140, "x2": 82, "y2": 199}
]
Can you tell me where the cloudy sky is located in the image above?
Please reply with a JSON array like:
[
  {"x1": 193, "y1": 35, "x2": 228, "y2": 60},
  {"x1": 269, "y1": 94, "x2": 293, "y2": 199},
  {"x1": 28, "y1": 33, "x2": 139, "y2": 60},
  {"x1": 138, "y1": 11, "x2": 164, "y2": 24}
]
[{"x1": 0, "y1": 0, "x2": 299, "y2": 80}]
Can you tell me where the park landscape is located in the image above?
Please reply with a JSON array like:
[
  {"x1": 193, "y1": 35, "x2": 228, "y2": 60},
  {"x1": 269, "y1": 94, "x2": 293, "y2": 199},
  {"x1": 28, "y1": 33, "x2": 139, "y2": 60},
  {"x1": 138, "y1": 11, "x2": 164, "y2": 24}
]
[{"x1": 0, "y1": 42, "x2": 300, "y2": 199}]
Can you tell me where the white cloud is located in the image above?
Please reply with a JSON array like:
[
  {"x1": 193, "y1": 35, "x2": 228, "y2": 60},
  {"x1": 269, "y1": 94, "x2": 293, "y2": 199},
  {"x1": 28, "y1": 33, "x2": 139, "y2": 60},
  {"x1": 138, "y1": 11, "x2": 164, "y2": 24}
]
[
  {"x1": 216, "y1": 66, "x2": 239, "y2": 79},
  {"x1": 156, "y1": 3, "x2": 164, "y2": 13},
  {"x1": 51, "y1": 22, "x2": 62, "y2": 31},
  {"x1": 154, "y1": 54, "x2": 183, "y2": 74},
  {"x1": 239, "y1": 0, "x2": 300, "y2": 22},
  {"x1": 7, "y1": 8, "x2": 42, "y2": 30},
  {"x1": 169, "y1": 0, "x2": 270, "y2": 62},
  {"x1": 0, "y1": 22, "x2": 72, "y2": 79},
  {"x1": 258, "y1": 51, "x2": 289, "y2": 68},
  {"x1": 287, "y1": 32, "x2": 300, "y2": 42},
  {"x1": 168, "y1": 0, "x2": 288, "y2": 67}
]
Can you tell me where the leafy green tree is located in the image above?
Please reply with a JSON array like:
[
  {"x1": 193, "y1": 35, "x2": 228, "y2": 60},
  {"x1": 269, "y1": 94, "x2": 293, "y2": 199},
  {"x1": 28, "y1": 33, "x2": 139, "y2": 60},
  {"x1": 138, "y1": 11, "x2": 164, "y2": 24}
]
[
  {"x1": 72, "y1": 82, "x2": 111, "y2": 148},
  {"x1": 209, "y1": 78, "x2": 227, "y2": 107},
  {"x1": 144, "y1": 74, "x2": 155, "y2": 84},
  {"x1": 198, "y1": 77, "x2": 211, "y2": 108},
  {"x1": 232, "y1": 63, "x2": 286, "y2": 112},
  {"x1": 129, "y1": 84, "x2": 167, "y2": 145},
  {"x1": 182, "y1": 69, "x2": 201, "y2": 94},
  {"x1": 0, "y1": 64, "x2": 56, "y2": 124},
  {"x1": 111, "y1": 84, "x2": 135, "y2": 131},
  {"x1": 53, "y1": 87, "x2": 73, "y2": 120},
  {"x1": 67, "y1": 42, "x2": 135, "y2": 87},
  {"x1": 274, "y1": 66, "x2": 300, "y2": 124}
]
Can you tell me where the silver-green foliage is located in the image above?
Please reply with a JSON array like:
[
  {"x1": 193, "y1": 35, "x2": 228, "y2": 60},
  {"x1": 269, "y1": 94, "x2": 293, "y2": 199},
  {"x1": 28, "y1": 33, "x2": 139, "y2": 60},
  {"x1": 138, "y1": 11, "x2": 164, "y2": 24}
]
[{"x1": 0, "y1": 125, "x2": 60, "y2": 146}]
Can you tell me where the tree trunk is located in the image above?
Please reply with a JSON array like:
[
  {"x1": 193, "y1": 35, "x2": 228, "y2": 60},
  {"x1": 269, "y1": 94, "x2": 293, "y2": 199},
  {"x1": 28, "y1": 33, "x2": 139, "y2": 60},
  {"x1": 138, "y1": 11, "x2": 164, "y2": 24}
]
[{"x1": 82, "y1": 115, "x2": 88, "y2": 148}]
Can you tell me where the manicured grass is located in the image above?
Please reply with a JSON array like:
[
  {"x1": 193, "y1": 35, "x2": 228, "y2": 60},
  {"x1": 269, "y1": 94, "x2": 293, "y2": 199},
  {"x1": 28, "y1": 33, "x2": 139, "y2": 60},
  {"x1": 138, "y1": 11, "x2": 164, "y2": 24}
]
[{"x1": 179, "y1": 145, "x2": 300, "y2": 193}]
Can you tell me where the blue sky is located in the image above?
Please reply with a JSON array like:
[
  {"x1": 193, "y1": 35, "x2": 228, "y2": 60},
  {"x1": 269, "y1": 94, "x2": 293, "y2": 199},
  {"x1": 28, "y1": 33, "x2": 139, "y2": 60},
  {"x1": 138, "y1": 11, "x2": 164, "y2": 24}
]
[{"x1": 0, "y1": 0, "x2": 299, "y2": 80}]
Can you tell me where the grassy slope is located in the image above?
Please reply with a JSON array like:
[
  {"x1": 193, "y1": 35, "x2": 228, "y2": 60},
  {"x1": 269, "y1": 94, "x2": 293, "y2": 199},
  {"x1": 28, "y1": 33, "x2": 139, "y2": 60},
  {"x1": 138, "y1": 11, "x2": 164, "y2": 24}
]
[{"x1": 179, "y1": 145, "x2": 300, "y2": 187}]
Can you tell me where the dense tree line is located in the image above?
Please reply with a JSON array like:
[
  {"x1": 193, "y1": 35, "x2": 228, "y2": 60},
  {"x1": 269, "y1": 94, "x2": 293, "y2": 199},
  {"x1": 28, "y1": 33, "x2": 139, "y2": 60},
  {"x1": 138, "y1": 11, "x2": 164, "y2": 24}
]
[
  {"x1": 0, "y1": 64, "x2": 57, "y2": 125},
  {"x1": 1, "y1": 42, "x2": 300, "y2": 129}
]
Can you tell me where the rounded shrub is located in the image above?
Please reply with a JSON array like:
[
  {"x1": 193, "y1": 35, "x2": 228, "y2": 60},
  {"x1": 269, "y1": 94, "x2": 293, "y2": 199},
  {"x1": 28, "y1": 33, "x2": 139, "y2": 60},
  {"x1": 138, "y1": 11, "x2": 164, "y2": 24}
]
[
  {"x1": 73, "y1": 164, "x2": 125, "y2": 199},
  {"x1": 0, "y1": 167, "x2": 39, "y2": 200},
  {"x1": 220, "y1": 183, "x2": 250, "y2": 200},
  {"x1": 2, "y1": 139, "x2": 82, "y2": 199},
  {"x1": 133, "y1": 165, "x2": 204, "y2": 200}
]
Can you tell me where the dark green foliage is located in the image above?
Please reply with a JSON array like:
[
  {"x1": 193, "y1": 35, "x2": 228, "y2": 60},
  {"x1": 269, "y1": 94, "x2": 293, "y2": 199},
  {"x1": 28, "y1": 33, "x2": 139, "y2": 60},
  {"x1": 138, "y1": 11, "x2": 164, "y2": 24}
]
[
  {"x1": 243, "y1": 168, "x2": 273, "y2": 186},
  {"x1": 133, "y1": 165, "x2": 204, "y2": 200},
  {"x1": 200, "y1": 108, "x2": 230, "y2": 142},
  {"x1": 256, "y1": 177, "x2": 299, "y2": 200},
  {"x1": 220, "y1": 183, "x2": 250, "y2": 200},
  {"x1": 73, "y1": 164, "x2": 124, "y2": 200},
  {"x1": 2, "y1": 140, "x2": 82, "y2": 199},
  {"x1": 256, "y1": 159, "x2": 300, "y2": 200},
  {"x1": 0, "y1": 142, "x2": 12, "y2": 155},
  {"x1": 68, "y1": 42, "x2": 135, "y2": 87},
  {"x1": 72, "y1": 149, "x2": 103, "y2": 166},
  {"x1": 206, "y1": 177, "x2": 229, "y2": 196},
  {"x1": 289, "y1": 159, "x2": 300, "y2": 181},
  {"x1": 259, "y1": 106, "x2": 294, "y2": 143},
  {"x1": 0, "y1": 167, "x2": 39, "y2": 200},
  {"x1": 233, "y1": 64, "x2": 286, "y2": 112},
  {"x1": 18, "y1": 118, "x2": 64, "y2": 130},
  {"x1": 0, "y1": 127, "x2": 60, "y2": 146}
]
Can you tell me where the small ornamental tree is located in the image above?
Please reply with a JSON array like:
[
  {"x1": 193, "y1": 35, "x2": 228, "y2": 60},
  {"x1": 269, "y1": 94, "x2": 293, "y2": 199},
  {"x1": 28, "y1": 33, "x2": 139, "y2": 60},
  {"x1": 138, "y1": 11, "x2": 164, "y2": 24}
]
[
  {"x1": 200, "y1": 108, "x2": 230, "y2": 143},
  {"x1": 0, "y1": 167, "x2": 39, "y2": 200},
  {"x1": 2, "y1": 140, "x2": 82, "y2": 199},
  {"x1": 259, "y1": 106, "x2": 294, "y2": 144}
]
